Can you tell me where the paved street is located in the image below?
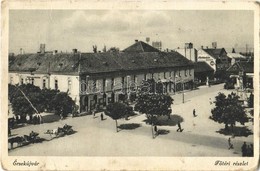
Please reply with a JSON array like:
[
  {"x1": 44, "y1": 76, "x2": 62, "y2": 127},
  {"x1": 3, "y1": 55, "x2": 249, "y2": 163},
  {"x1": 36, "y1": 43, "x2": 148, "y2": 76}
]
[{"x1": 8, "y1": 84, "x2": 253, "y2": 156}]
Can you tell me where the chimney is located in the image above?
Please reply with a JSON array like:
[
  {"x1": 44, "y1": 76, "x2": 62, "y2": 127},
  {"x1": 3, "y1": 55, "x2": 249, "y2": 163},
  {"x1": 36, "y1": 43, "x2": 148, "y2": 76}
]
[
  {"x1": 212, "y1": 42, "x2": 217, "y2": 49},
  {"x1": 93, "y1": 45, "x2": 97, "y2": 53},
  {"x1": 72, "y1": 49, "x2": 77, "y2": 54},
  {"x1": 53, "y1": 50, "x2": 58, "y2": 55},
  {"x1": 40, "y1": 44, "x2": 45, "y2": 54},
  {"x1": 135, "y1": 39, "x2": 138, "y2": 43},
  {"x1": 20, "y1": 48, "x2": 23, "y2": 55},
  {"x1": 201, "y1": 46, "x2": 204, "y2": 49}
]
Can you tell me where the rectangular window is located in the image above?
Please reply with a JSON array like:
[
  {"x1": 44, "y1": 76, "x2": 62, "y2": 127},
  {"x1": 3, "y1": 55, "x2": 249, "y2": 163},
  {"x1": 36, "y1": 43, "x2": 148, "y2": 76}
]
[
  {"x1": 164, "y1": 72, "x2": 166, "y2": 79},
  {"x1": 151, "y1": 73, "x2": 154, "y2": 79},
  {"x1": 189, "y1": 69, "x2": 192, "y2": 76},
  {"x1": 185, "y1": 69, "x2": 188, "y2": 77},
  {"x1": 103, "y1": 79, "x2": 106, "y2": 92},
  {"x1": 21, "y1": 78, "x2": 24, "y2": 85},
  {"x1": 55, "y1": 80, "x2": 58, "y2": 90},
  {"x1": 93, "y1": 80, "x2": 97, "y2": 92},
  {"x1": 178, "y1": 70, "x2": 181, "y2": 77},
  {"x1": 144, "y1": 74, "x2": 147, "y2": 80},
  {"x1": 111, "y1": 78, "x2": 114, "y2": 90},
  {"x1": 43, "y1": 79, "x2": 46, "y2": 88},
  {"x1": 31, "y1": 78, "x2": 34, "y2": 85}
]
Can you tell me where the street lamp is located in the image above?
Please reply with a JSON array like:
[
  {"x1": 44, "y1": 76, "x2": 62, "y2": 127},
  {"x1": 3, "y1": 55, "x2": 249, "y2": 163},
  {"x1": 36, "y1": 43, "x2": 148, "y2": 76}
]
[
  {"x1": 175, "y1": 76, "x2": 185, "y2": 103},
  {"x1": 182, "y1": 81, "x2": 185, "y2": 103}
]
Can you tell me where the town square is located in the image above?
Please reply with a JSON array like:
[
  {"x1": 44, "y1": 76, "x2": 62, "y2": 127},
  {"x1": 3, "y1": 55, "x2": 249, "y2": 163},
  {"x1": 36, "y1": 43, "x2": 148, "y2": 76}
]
[{"x1": 6, "y1": 9, "x2": 256, "y2": 159}]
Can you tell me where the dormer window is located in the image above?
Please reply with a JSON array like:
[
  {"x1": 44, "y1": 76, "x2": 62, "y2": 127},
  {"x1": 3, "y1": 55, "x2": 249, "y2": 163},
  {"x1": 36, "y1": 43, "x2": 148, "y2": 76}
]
[
  {"x1": 37, "y1": 62, "x2": 41, "y2": 66},
  {"x1": 59, "y1": 63, "x2": 63, "y2": 68}
]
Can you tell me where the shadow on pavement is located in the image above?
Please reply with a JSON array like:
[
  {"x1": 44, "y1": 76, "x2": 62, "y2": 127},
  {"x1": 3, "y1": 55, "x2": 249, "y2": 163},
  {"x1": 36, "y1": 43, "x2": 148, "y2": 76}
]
[
  {"x1": 42, "y1": 114, "x2": 60, "y2": 123},
  {"x1": 216, "y1": 126, "x2": 253, "y2": 137},
  {"x1": 157, "y1": 129, "x2": 170, "y2": 135},
  {"x1": 143, "y1": 114, "x2": 184, "y2": 126},
  {"x1": 118, "y1": 123, "x2": 141, "y2": 130}
]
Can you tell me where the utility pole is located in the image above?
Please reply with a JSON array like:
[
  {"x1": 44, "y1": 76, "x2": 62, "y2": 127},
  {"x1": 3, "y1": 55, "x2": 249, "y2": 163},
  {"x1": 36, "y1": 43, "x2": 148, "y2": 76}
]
[{"x1": 182, "y1": 81, "x2": 185, "y2": 103}]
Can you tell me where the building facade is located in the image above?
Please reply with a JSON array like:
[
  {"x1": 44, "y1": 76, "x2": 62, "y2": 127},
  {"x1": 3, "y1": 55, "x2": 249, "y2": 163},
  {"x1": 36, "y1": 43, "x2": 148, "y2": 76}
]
[{"x1": 9, "y1": 41, "x2": 194, "y2": 113}]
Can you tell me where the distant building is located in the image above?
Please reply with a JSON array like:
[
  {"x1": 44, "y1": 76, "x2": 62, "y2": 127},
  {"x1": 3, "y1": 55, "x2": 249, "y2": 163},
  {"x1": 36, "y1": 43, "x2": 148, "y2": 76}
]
[
  {"x1": 9, "y1": 40, "x2": 194, "y2": 113},
  {"x1": 226, "y1": 61, "x2": 253, "y2": 89},
  {"x1": 227, "y1": 52, "x2": 248, "y2": 65}
]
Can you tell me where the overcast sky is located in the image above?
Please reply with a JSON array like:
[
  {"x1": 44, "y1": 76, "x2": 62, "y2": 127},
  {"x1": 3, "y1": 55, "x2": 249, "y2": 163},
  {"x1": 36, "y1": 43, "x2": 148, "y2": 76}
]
[{"x1": 9, "y1": 10, "x2": 254, "y2": 54}]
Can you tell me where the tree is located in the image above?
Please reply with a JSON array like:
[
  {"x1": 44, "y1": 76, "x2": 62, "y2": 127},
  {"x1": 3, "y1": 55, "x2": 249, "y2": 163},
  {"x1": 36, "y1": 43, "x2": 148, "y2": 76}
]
[
  {"x1": 41, "y1": 88, "x2": 60, "y2": 112},
  {"x1": 211, "y1": 92, "x2": 248, "y2": 132},
  {"x1": 105, "y1": 102, "x2": 131, "y2": 132},
  {"x1": 51, "y1": 92, "x2": 76, "y2": 117},
  {"x1": 9, "y1": 84, "x2": 45, "y2": 122},
  {"x1": 135, "y1": 94, "x2": 173, "y2": 137}
]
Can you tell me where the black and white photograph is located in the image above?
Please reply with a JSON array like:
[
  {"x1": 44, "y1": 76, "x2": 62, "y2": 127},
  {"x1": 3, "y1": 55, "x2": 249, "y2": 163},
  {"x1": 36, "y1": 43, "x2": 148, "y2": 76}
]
[{"x1": 1, "y1": 1, "x2": 259, "y2": 170}]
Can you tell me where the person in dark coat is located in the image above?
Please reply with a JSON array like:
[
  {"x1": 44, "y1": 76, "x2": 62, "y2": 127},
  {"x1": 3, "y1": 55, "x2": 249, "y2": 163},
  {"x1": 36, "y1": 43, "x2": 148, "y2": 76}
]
[
  {"x1": 177, "y1": 121, "x2": 182, "y2": 132},
  {"x1": 154, "y1": 125, "x2": 158, "y2": 136},
  {"x1": 101, "y1": 113, "x2": 104, "y2": 121},
  {"x1": 193, "y1": 109, "x2": 196, "y2": 117},
  {"x1": 228, "y1": 137, "x2": 233, "y2": 149},
  {"x1": 250, "y1": 144, "x2": 254, "y2": 156},
  {"x1": 241, "y1": 142, "x2": 247, "y2": 157}
]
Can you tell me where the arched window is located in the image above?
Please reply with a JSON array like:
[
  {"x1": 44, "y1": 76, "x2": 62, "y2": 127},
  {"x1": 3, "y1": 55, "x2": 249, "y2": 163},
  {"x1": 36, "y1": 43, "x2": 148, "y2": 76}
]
[{"x1": 43, "y1": 79, "x2": 46, "y2": 88}]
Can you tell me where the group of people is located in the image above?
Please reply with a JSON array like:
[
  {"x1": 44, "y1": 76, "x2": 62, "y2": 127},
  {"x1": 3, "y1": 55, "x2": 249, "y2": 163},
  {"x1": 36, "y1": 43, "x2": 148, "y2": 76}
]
[{"x1": 241, "y1": 142, "x2": 254, "y2": 157}]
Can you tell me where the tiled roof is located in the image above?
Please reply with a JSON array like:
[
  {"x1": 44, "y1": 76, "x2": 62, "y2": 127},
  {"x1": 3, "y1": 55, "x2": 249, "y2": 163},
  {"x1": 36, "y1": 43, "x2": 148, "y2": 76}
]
[
  {"x1": 226, "y1": 61, "x2": 253, "y2": 73},
  {"x1": 9, "y1": 53, "x2": 80, "y2": 74},
  {"x1": 123, "y1": 41, "x2": 160, "y2": 52},
  {"x1": 227, "y1": 53, "x2": 247, "y2": 59},
  {"x1": 203, "y1": 48, "x2": 226, "y2": 59},
  {"x1": 9, "y1": 41, "x2": 194, "y2": 75},
  {"x1": 194, "y1": 61, "x2": 214, "y2": 73},
  {"x1": 9, "y1": 51, "x2": 193, "y2": 75}
]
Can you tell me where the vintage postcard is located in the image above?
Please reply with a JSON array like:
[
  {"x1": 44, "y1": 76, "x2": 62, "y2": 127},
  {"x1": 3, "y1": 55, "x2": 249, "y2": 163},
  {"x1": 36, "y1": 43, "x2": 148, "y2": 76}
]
[{"x1": 1, "y1": 0, "x2": 259, "y2": 170}]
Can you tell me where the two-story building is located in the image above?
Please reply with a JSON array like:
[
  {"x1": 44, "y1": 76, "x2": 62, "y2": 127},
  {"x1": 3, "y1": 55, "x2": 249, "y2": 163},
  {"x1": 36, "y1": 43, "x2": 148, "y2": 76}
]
[{"x1": 9, "y1": 41, "x2": 194, "y2": 112}]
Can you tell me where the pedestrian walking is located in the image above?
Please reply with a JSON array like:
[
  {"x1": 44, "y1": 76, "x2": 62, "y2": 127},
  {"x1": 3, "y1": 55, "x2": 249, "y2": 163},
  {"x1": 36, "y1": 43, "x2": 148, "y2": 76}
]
[
  {"x1": 101, "y1": 113, "x2": 104, "y2": 121},
  {"x1": 241, "y1": 142, "x2": 247, "y2": 157},
  {"x1": 154, "y1": 125, "x2": 158, "y2": 136},
  {"x1": 228, "y1": 137, "x2": 233, "y2": 149},
  {"x1": 193, "y1": 109, "x2": 196, "y2": 117},
  {"x1": 177, "y1": 121, "x2": 182, "y2": 132},
  {"x1": 250, "y1": 144, "x2": 254, "y2": 156}
]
